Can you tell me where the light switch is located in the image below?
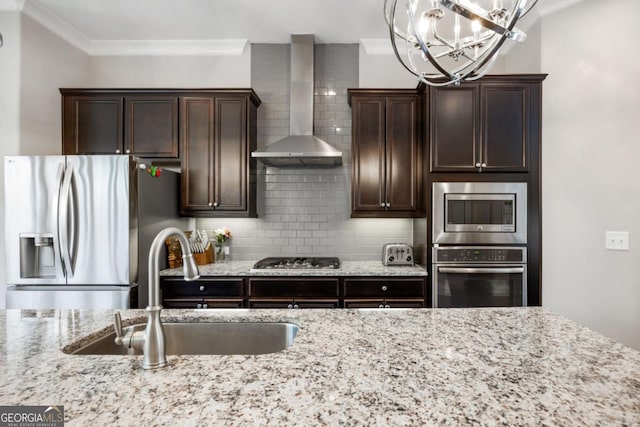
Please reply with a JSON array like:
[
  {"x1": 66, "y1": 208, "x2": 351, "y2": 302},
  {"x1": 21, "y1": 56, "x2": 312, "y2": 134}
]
[{"x1": 605, "y1": 231, "x2": 630, "y2": 251}]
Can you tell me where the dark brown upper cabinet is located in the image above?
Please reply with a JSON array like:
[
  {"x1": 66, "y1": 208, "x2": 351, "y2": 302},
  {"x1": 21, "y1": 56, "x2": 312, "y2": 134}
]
[
  {"x1": 180, "y1": 91, "x2": 260, "y2": 217},
  {"x1": 429, "y1": 78, "x2": 540, "y2": 173},
  {"x1": 61, "y1": 90, "x2": 179, "y2": 159},
  {"x1": 348, "y1": 90, "x2": 423, "y2": 218}
]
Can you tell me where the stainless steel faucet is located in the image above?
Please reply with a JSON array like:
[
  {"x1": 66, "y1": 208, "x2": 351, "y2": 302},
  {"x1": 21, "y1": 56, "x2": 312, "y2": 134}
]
[{"x1": 114, "y1": 227, "x2": 200, "y2": 369}]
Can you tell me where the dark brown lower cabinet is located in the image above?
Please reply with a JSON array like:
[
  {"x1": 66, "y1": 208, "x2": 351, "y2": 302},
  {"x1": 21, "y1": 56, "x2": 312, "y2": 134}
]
[
  {"x1": 160, "y1": 276, "x2": 429, "y2": 308},
  {"x1": 248, "y1": 278, "x2": 340, "y2": 308},
  {"x1": 160, "y1": 278, "x2": 245, "y2": 309},
  {"x1": 343, "y1": 277, "x2": 426, "y2": 308}
]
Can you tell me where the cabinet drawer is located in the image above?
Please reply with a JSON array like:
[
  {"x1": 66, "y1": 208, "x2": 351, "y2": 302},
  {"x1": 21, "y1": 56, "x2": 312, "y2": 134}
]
[
  {"x1": 249, "y1": 299, "x2": 340, "y2": 309},
  {"x1": 343, "y1": 278, "x2": 425, "y2": 298},
  {"x1": 161, "y1": 278, "x2": 244, "y2": 298},
  {"x1": 163, "y1": 298, "x2": 244, "y2": 309},
  {"x1": 248, "y1": 278, "x2": 339, "y2": 298},
  {"x1": 344, "y1": 298, "x2": 425, "y2": 309}
]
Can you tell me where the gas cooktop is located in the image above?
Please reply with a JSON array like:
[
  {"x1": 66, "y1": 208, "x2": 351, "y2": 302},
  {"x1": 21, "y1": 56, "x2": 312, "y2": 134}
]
[{"x1": 252, "y1": 257, "x2": 341, "y2": 270}]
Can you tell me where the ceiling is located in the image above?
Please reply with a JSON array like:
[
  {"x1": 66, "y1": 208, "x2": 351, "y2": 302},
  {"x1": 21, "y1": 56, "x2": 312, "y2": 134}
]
[{"x1": 3, "y1": 0, "x2": 583, "y2": 55}]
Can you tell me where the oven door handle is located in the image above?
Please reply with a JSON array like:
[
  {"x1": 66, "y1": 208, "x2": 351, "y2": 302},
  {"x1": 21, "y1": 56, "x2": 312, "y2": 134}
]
[{"x1": 437, "y1": 267, "x2": 524, "y2": 274}]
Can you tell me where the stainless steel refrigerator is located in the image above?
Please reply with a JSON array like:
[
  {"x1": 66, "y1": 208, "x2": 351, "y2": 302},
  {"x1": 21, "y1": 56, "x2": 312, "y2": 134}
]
[{"x1": 4, "y1": 155, "x2": 188, "y2": 309}]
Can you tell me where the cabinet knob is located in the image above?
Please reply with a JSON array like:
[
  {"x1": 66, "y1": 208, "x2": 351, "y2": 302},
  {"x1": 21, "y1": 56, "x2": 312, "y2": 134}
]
[
  {"x1": 475, "y1": 162, "x2": 481, "y2": 168},
  {"x1": 293, "y1": 304, "x2": 299, "y2": 309},
  {"x1": 385, "y1": 304, "x2": 391, "y2": 308},
  {"x1": 208, "y1": 202, "x2": 213, "y2": 207},
  {"x1": 213, "y1": 202, "x2": 219, "y2": 207},
  {"x1": 380, "y1": 203, "x2": 386, "y2": 208},
  {"x1": 199, "y1": 285, "x2": 205, "y2": 291},
  {"x1": 381, "y1": 285, "x2": 388, "y2": 292},
  {"x1": 481, "y1": 163, "x2": 487, "y2": 168},
  {"x1": 202, "y1": 303, "x2": 208, "y2": 309},
  {"x1": 196, "y1": 303, "x2": 202, "y2": 309},
  {"x1": 115, "y1": 149, "x2": 121, "y2": 154},
  {"x1": 125, "y1": 149, "x2": 131, "y2": 154},
  {"x1": 386, "y1": 203, "x2": 391, "y2": 208},
  {"x1": 378, "y1": 304, "x2": 384, "y2": 308},
  {"x1": 287, "y1": 304, "x2": 293, "y2": 309}
]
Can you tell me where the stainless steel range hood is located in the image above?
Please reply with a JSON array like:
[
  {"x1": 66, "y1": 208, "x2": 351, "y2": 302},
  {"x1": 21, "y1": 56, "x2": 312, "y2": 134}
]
[{"x1": 252, "y1": 35, "x2": 343, "y2": 167}]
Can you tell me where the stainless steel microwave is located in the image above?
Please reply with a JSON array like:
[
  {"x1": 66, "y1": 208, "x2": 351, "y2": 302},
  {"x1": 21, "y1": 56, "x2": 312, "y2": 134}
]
[{"x1": 432, "y1": 182, "x2": 527, "y2": 245}]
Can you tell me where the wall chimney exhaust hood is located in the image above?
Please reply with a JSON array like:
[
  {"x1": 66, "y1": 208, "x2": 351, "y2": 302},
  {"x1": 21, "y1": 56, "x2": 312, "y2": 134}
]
[{"x1": 252, "y1": 35, "x2": 343, "y2": 167}]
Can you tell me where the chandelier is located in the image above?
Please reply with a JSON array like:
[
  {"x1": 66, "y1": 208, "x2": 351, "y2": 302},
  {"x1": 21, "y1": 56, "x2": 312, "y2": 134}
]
[{"x1": 384, "y1": 0, "x2": 539, "y2": 86}]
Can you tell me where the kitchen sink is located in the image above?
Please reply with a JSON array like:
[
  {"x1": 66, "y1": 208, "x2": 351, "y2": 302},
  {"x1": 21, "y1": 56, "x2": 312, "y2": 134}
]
[{"x1": 66, "y1": 322, "x2": 299, "y2": 355}]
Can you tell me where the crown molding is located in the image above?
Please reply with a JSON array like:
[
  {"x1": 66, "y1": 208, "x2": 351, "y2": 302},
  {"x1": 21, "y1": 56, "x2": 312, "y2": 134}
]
[
  {"x1": 15, "y1": 1, "x2": 247, "y2": 56},
  {"x1": 21, "y1": 0, "x2": 91, "y2": 52},
  {"x1": 88, "y1": 39, "x2": 248, "y2": 56}
]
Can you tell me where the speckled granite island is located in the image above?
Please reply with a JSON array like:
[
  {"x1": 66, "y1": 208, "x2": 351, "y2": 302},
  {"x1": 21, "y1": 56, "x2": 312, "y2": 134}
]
[{"x1": 1, "y1": 308, "x2": 639, "y2": 426}]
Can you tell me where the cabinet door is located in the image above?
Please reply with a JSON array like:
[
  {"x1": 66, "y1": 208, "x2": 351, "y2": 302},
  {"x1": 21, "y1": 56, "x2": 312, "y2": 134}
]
[
  {"x1": 351, "y1": 96, "x2": 386, "y2": 213},
  {"x1": 429, "y1": 85, "x2": 479, "y2": 171},
  {"x1": 124, "y1": 96, "x2": 179, "y2": 158},
  {"x1": 214, "y1": 96, "x2": 248, "y2": 212},
  {"x1": 481, "y1": 84, "x2": 530, "y2": 172},
  {"x1": 343, "y1": 278, "x2": 425, "y2": 298},
  {"x1": 62, "y1": 95, "x2": 123, "y2": 155},
  {"x1": 181, "y1": 97, "x2": 215, "y2": 213},
  {"x1": 248, "y1": 278, "x2": 340, "y2": 298},
  {"x1": 386, "y1": 96, "x2": 420, "y2": 213}
]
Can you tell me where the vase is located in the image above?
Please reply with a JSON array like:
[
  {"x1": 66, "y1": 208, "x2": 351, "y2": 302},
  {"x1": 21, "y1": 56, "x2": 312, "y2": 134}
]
[{"x1": 214, "y1": 243, "x2": 226, "y2": 262}]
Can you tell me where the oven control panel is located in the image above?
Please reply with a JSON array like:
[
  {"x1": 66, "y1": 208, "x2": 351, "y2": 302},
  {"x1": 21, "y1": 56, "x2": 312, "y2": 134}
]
[{"x1": 433, "y1": 247, "x2": 526, "y2": 263}]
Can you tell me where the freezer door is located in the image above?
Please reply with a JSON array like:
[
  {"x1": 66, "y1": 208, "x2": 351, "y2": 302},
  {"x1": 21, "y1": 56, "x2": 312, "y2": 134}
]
[
  {"x1": 4, "y1": 156, "x2": 66, "y2": 285},
  {"x1": 64, "y1": 155, "x2": 134, "y2": 285}
]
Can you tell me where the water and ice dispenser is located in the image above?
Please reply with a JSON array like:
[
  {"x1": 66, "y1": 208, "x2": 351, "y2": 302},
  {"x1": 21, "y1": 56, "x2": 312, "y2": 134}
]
[{"x1": 19, "y1": 233, "x2": 56, "y2": 279}]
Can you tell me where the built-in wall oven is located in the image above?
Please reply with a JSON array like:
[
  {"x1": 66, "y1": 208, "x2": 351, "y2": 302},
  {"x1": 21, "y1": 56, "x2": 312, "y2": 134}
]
[
  {"x1": 432, "y1": 246, "x2": 527, "y2": 308},
  {"x1": 432, "y1": 182, "x2": 528, "y2": 308}
]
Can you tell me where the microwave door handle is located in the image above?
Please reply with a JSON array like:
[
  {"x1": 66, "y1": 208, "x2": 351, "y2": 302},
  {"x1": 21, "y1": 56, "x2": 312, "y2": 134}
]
[
  {"x1": 52, "y1": 163, "x2": 66, "y2": 279},
  {"x1": 59, "y1": 163, "x2": 74, "y2": 278},
  {"x1": 438, "y1": 267, "x2": 524, "y2": 274}
]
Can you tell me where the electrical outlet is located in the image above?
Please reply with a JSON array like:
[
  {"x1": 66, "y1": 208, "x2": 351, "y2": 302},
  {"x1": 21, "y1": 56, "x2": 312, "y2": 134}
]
[{"x1": 605, "y1": 231, "x2": 630, "y2": 251}]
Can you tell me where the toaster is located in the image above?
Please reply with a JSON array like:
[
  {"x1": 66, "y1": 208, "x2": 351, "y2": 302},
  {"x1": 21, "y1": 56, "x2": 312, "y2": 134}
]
[{"x1": 382, "y1": 243, "x2": 414, "y2": 266}]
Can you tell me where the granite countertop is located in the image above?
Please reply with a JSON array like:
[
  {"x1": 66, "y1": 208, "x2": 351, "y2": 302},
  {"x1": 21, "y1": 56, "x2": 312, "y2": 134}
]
[
  {"x1": 160, "y1": 260, "x2": 428, "y2": 277},
  {"x1": 0, "y1": 307, "x2": 638, "y2": 426}
]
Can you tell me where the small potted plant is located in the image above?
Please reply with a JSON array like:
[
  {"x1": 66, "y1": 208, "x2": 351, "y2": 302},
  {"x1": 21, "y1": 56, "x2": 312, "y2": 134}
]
[{"x1": 213, "y1": 227, "x2": 232, "y2": 262}]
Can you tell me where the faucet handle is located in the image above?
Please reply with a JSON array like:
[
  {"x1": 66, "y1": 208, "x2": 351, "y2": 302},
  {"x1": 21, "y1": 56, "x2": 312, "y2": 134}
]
[{"x1": 114, "y1": 312, "x2": 124, "y2": 345}]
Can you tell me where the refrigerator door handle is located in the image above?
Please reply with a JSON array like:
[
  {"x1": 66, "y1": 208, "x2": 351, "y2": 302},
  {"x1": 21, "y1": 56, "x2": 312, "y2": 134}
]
[
  {"x1": 59, "y1": 162, "x2": 75, "y2": 278},
  {"x1": 52, "y1": 162, "x2": 66, "y2": 280}
]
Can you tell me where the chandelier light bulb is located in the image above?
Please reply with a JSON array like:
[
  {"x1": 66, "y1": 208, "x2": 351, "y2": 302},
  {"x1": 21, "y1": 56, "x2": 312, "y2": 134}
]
[{"x1": 384, "y1": 0, "x2": 539, "y2": 86}]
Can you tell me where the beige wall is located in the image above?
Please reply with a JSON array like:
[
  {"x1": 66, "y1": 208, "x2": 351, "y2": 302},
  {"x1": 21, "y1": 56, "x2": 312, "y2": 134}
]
[
  {"x1": 20, "y1": 14, "x2": 90, "y2": 155},
  {"x1": 539, "y1": 0, "x2": 640, "y2": 350},
  {"x1": 87, "y1": 50, "x2": 251, "y2": 87}
]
